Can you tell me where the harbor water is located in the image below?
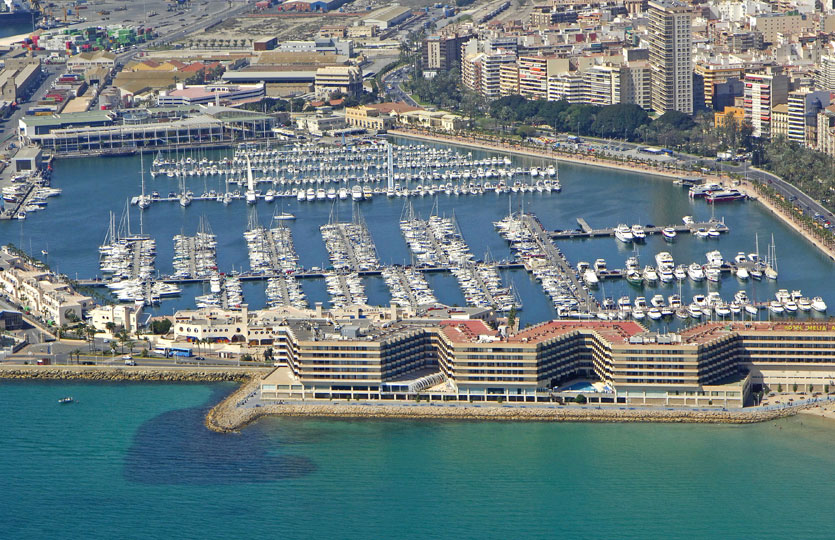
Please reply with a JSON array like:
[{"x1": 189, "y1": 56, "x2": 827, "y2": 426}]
[
  {"x1": 2, "y1": 381, "x2": 835, "y2": 539},
  {"x1": 3, "y1": 137, "x2": 835, "y2": 326}
]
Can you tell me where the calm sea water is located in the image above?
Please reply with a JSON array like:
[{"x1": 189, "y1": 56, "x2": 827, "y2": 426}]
[
  {"x1": 0, "y1": 20, "x2": 33, "y2": 39},
  {"x1": 3, "y1": 137, "x2": 835, "y2": 327},
  {"x1": 1, "y1": 381, "x2": 834, "y2": 539}
]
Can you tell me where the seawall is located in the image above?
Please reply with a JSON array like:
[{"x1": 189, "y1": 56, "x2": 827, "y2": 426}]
[
  {"x1": 206, "y1": 399, "x2": 804, "y2": 432},
  {"x1": 0, "y1": 365, "x2": 265, "y2": 382}
]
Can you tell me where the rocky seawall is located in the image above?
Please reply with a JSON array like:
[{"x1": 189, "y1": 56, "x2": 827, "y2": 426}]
[
  {"x1": 207, "y1": 400, "x2": 802, "y2": 432},
  {"x1": 0, "y1": 366, "x2": 264, "y2": 383}
]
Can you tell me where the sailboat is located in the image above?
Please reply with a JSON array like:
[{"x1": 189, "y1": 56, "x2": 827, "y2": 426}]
[
  {"x1": 138, "y1": 152, "x2": 150, "y2": 209},
  {"x1": 764, "y1": 234, "x2": 778, "y2": 280},
  {"x1": 245, "y1": 155, "x2": 257, "y2": 205}
]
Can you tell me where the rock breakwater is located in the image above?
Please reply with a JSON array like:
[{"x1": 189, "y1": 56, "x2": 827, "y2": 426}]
[
  {"x1": 207, "y1": 400, "x2": 801, "y2": 432},
  {"x1": 0, "y1": 365, "x2": 264, "y2": 383}
]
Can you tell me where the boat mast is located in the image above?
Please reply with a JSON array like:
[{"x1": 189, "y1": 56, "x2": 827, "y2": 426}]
[{"x1": 139, "y1": 152, "x2": 145, "y2": 235}]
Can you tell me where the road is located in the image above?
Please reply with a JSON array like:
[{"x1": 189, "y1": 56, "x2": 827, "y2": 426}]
[
  {"x1": 382, "y1": 64, "x2": 417, "y2": 107},
  {"x1": 541, "y1": 131, "x2": 835, "y2": 225}
]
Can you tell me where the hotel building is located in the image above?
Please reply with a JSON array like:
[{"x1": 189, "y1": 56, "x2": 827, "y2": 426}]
[{"x1": 169, "y1": 305, "x2": 835, "y2": 408}]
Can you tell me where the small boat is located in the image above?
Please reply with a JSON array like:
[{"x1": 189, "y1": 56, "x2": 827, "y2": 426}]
[
  {"x1": 812, "y1": 297, "x2": 828, "y2": 312},
  {"x1": 662, "y1": 227, "x2": 677, "y2": 241},
  {"x1": 614, "y1": 224, "x2": 633, "y2": 243},
  {"x1": 274, "y1": 212, "x2": 295, "y2": 220},
  {"x1": 58, "y1": 397, "x2": 74, "y2": 404},
  {"x1": 631, "y1": 224, "x2": 647, "y2": 242}
]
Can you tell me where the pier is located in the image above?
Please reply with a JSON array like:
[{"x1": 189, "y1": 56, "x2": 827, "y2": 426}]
[
  {"x1": 550, "y1": 219, "x2": 729, "y2": 239},
  {"x1": 320, "y1": 217, "x2": 379, "y2": 273},
  {"x1": 496, "y1": 212, "x2": 599, "y2": 316},
  {"x1": 172, "y1": 217, "x2": 217, "y2": 279}
]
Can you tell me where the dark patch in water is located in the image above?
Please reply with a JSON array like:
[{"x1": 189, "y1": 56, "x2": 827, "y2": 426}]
[{"x1": 124, "y1": 387, "x2": 316, "y2": 485}]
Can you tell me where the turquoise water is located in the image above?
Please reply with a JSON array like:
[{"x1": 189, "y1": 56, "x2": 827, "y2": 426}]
[
  {"x1": 2, "y1": 381, "x2": 835, "y2": 539},
  {"x1": 4, "y1": 138, "x2": 835, "y2": 328}
]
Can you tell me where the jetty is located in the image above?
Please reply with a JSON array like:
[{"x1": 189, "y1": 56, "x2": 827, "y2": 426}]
[{"x1": 551, "y1": 218, "x2": 729, "y2": 239}]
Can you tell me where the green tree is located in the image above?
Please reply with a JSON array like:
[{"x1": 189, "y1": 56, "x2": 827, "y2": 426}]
[
  {"x1": 590, "y1": 103, "x2": 650, "y2": 140},
  {"x1": 150, "y1": 318, "x2": 172, "y2": 335},
  {"x1": 574, "y1": 394, "x2": 587, "y2": 404}
]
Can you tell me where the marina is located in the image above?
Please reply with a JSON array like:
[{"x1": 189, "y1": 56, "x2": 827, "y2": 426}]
[
  {"x1": 172, "y1": 216, "x2": 218, "y2": 280},
  {"x1": 134, "y1": 141, "x2": 563, "y2": 207},
  {"x1": 5, "y1": 136, "x2": 835, "y2": 327}
]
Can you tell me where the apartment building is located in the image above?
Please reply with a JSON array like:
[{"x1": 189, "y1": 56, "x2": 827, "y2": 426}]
[
  {"x1": 816, "y1": 55, "x2": 835, "y2": 92},
  {"x1": 547, "y1": 71, "x2": 587, "y2": 103},
  {"x1": 648, "y1": 0, "x2": 693, "y2": 114},
  {"x1": 620, "y1": 61, "x2": 652, "y2": 109},
  {"x1": 499, "y1": 63, "x2": 520, "y2": 96},
  {"x1": 771, "y1": 103, "x2": 789, "y2": 139},
  {"x1": 743, "y1": 71, "x2": 789, "y2": 138},
  {"x1": 462, "y1": 51, "x2": 517, "y2": 99},
  {"x1": 787, "y1": 89, "x2": 829, "y2": 146},
  {"x1": 518, "y1": 56, "x2": 565, "y2": 100},
  {"x1": 422, "y1": 33, "x2": 472, "y2": 74},
  {"x1": 749, "y1": 13, "x2": 812, "y2": 44},
  {"x1": 0, "y1": 248, "x2": 94, "y2": 326},
  {"x1": 694, "y1": 62, "x2": 744, "y2": 110}
]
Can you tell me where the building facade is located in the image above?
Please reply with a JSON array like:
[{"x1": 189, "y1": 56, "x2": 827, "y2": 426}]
[
  {"x1": 743, "y1": 71, "x2": 789, "y2": 138},
  {"x1": 648, "y1": 0, "x2": 693, "y2": 114}
]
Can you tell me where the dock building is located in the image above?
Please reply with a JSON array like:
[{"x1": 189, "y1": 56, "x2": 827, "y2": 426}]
[{"x1": 17, "y1": 106, "x2": 275, "y2": 153}]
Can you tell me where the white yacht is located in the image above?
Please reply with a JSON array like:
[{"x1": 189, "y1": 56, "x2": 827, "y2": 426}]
[{"x1": 614, "y1": 224, "x2": 633, "y2": 243}]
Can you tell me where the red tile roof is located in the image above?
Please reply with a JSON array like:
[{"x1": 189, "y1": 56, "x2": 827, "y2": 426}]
[
  {"x1": 440, "y1": 319, "x2": 497, "y2": 343},
  {"x1": 506, "y1": 320, "x2": 646, "y2": 345}
]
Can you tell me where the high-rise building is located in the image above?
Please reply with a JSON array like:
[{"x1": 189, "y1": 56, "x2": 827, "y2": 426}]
[
  {"x1": 787, "y1": 89, "x2": 829, "y2": 146},
  {"x1": 620, "y1": 61, "x2": 653, "y2": 109},
  {"x1": 499, "y1": 63, "x2": 519, "y2": 96},
  {"x1": 743, "y1": 71, "x2": 789, "y2": 138},
  {"x1": 547, "y1": 72, "x2": 587, "y2": 103},
  {"x1": 816, "y1": 55, "x2": 835, "y2": 92},
  {"x1": 694, "y1": 62, "x2": 744, "y2": 110},
  {"x1": 462, "y1": 51, "x2": 517, "y2": 99},
  {"x1": 648, "y1": 0, "x2": 693, "y2": 114},
  {"x1": 421, "y1": 33, "x2": 473, "y2": 74},
  {"x1": 518, "y1": 56, "x2": 564, "y2": 100}
]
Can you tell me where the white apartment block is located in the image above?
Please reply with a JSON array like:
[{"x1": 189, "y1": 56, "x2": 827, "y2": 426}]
[{"x1": 743, "y1": 71, "x2": 789, "y2": 138}]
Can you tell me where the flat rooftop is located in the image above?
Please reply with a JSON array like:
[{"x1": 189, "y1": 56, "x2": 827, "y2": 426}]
[{"x1": 440, "y1": 319, "x2": 497, "y2": 343}]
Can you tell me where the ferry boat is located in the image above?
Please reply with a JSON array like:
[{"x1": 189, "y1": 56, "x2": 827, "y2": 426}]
[
  {"x1": 705, "y1": 189, "x2": 746, "y2": 203},
  {"x1": 58, "y1": 397, "x2": 74, "y2": 404},
  {"x1": 688, "y1": 183, "x2": 722, "y2": 198},
  {"x1": 662, "y1": 227, "x2": 677, "y2": 241}
]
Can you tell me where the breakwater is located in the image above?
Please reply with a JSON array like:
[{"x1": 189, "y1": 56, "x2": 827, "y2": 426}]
[
  {"x1": 206, "y1": 397, "x2": 805, "y2": 432},
  {"x1": 0, "y1": 365, "x2": 815, "y2": 430},
  {"x1": 0, "y1": 366, "x2": 265, "y2": 382}
]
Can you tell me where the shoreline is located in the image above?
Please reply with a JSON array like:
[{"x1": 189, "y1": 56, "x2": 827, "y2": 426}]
[
  {"x1": 0, "y1": 365, "x2": 266, "y2": 383},
  {"x1": 391, "y1": 129, "x2": 835, "y2": 263},
  {"x1": 389, "y1": 129, "x2": 704, "y2": 182},
  {"x1": 0, "y1": 365, "x2": 825, "y2": 429}
]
